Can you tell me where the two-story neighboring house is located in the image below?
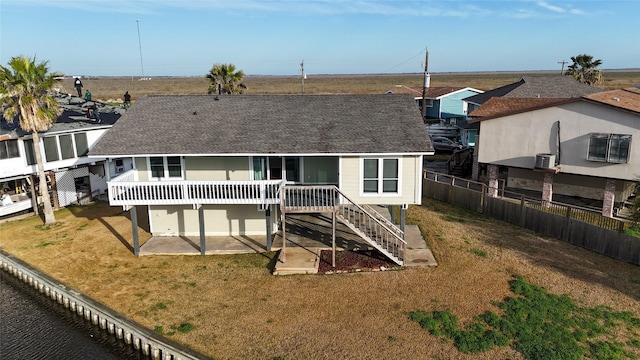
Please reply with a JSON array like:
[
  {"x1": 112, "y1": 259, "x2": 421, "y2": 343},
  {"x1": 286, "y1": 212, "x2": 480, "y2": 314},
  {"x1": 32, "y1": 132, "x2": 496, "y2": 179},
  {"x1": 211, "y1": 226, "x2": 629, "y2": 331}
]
[
  {"x1": 89, "y1": 94, "x2": 433, "y2": 264},
  {"x1": 463, "y1": 75, "x2": 601, "y2": 150},
  {"x1": 0, "y1": 95, "x2": 128, "y2": 218},
  {"x1": 469, "y1": 87, "x2": 640, "y2": 217}
]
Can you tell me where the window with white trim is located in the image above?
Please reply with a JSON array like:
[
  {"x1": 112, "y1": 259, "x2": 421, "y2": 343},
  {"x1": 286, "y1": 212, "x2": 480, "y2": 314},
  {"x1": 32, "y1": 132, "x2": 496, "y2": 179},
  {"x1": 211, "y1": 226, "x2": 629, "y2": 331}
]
[
  {"x1": 149, "y1": 156, "x2": 183, "y2": 179},
  {"x1": 0, "y1": 139, "x2": 19, "y2": 160},
  {"x1": 362, "y1": 158, "x2": 399, "y2": 194},
  {"x1": 587, "y1": 133, "x2": 631, "y2": 163}
]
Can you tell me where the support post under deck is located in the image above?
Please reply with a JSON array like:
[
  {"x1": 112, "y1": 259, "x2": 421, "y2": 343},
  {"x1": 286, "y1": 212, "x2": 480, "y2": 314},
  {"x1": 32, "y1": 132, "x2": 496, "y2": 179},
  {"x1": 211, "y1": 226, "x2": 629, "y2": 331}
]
[
  {"x1": 198, "y1": 205, "x2": 205, "y2": 255},
  {"x1": 332, "y1": 210, "x2": 336, "y2": 268},
  {"x1": 400, "y1": 204, "x2": 407, "y2": 237},
  {"x1": 280, "y1": 190, "x2": 286, "y2": 263},
  {"x1": 266, "y1": 207, "x2": 272, "y2": 251},
  {"x1": 130, "y1": 206, "x2": 139, "y2": 256}
]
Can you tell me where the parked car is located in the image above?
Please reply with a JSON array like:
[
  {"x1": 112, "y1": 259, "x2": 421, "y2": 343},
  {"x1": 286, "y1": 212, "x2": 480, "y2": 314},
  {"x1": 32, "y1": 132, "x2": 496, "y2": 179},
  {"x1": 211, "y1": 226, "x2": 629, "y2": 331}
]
[{"x1": 430, "y1": 136, "x2": 466, "y2": 152}]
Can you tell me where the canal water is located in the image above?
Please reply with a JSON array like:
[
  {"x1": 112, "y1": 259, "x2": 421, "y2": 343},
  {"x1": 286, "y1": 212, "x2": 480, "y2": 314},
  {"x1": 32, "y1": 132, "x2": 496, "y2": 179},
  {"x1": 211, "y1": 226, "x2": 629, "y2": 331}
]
[{"x1": 0, "y1": 270, "x2": 141, "y2": 360}]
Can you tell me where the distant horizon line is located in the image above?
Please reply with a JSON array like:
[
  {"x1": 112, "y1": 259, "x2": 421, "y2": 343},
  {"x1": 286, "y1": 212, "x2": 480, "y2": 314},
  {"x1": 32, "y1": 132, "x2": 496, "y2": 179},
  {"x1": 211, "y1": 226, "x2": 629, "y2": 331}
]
[{"x1": 63, "y1": 68, "x2": 640, "y2": 79}]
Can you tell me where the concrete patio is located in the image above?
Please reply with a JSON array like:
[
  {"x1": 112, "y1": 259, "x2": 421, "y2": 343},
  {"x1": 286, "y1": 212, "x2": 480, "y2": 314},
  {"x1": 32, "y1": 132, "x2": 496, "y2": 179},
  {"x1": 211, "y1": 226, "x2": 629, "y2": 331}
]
[{"x1": 139, "y1": 209, "x2": 437, "y2": 274}]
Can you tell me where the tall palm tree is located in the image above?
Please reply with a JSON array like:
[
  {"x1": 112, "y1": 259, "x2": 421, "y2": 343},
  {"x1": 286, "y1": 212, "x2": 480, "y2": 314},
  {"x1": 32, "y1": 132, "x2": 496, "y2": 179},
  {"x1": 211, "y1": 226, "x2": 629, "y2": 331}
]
[
  {"x1": 206, "y1": 63, "x2": 246, "y2": 94},
  {"x1": 0, "y1": 55, "x2": 62, "y2": 224},
  {"x1": 565, "y1": 54, "x2": 603, "y2": 86}
]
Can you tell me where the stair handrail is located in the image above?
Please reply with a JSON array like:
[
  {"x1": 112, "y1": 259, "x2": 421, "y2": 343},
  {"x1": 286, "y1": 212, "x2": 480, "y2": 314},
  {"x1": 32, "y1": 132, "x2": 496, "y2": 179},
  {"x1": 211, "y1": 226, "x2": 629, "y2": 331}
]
[
  {"x1": 332, "y1": 187, "x2": 406, "y2": 246},
  {"x1": 280, "y1": 185, "x2": 406, "y2": 245},
  {"x1": 360, "y1": 204, "x2": 405, "y2": 239}
]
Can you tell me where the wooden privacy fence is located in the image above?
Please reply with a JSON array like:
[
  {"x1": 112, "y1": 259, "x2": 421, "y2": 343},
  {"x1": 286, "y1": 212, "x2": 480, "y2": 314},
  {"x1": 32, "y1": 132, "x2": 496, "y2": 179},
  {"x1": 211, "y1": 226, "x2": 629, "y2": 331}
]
[{"x1": 423, "y1": 170, "x2": 640, "y2": 265}]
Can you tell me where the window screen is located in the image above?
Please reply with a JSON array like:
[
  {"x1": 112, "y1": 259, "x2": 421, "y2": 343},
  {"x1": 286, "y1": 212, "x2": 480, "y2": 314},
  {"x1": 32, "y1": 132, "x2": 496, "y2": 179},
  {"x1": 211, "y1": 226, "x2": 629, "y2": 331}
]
[
  {"x1": 150, "y1": 157, "x2": 164, "y2": 178},
  {"x1": 43, "y1": 137, "x2": 59, "y2": 162},
  {"x1": 74, "y1": 133, "x2": 89, "y2": 157},
  {"x1": 59, "y1": 134, "x2": 75, "y2": 159},
  {"x1": 23, "y1": 139, "x2": 36, "y2": 165},
  {"x1": 167, "y1": 156, "x2": 181, "y2": 177}
]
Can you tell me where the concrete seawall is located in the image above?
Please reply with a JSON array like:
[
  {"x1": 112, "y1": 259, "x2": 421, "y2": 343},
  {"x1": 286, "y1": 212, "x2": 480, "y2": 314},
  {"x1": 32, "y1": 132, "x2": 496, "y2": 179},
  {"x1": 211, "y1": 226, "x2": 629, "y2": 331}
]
[{"x1": 0, "y1": 249, "x2": 211, "y2": 360}]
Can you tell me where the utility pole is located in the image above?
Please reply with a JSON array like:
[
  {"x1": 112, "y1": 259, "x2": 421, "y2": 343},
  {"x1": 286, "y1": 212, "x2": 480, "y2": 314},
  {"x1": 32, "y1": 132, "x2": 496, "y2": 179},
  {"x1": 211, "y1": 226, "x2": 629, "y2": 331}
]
[
  {"x1": 136, "y1": 19, "x2": 145, "y2": 79},
  {"x1": 300, "y1": 60, "x2": 305, "y2": 94},
  {"x1": 558, "y1": 60, "x2": 567, "y2": 75},
  {"x1": 421, "y1": 47, "x2": 430, "y2": 119}
]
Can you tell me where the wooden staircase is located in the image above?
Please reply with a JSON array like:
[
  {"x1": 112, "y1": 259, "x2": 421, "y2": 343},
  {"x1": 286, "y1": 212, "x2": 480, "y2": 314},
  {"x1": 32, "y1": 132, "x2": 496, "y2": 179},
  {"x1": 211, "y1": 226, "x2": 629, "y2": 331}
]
[
  {"x1": 281, "y1": 185, "x2": 406, "y2": 265},
  {"x1": 447, "y1": 147, "x2": 474, "y2": 177}
]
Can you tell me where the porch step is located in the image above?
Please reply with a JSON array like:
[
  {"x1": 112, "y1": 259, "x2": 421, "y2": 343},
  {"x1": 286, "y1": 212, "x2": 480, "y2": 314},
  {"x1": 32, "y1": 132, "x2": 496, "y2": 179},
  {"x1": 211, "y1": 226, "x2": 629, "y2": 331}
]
[{"x1": 272, "y1": 247, "x2": 320, "y2": 275}]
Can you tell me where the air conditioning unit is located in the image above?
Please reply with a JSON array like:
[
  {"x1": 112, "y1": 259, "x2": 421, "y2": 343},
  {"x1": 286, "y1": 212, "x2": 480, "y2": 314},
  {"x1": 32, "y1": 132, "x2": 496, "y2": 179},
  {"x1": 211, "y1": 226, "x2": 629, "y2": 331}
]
[{"x1": 534, "y1": 153, "x2": 556, "y2": 169}]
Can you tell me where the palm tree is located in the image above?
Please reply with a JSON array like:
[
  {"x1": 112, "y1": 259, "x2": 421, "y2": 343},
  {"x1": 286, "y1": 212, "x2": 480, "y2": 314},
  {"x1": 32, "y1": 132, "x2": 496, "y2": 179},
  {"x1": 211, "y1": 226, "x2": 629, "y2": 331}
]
[
  {"x1": 206, "y1": 63, "x2": 246, "y2": 94},
  {"x1": 0, "y1": 55, "x2": 62, "y2": 225},
  {"x1": 565, "y1": 54, "x2": 603, "y2": 86}
]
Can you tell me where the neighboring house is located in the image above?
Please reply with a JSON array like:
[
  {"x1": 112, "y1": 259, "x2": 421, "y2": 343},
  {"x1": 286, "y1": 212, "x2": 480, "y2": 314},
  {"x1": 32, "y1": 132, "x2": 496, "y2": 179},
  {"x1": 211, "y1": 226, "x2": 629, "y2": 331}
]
[
  {"x1": 468, "y1": 87, "x2": 640, "y2": 217},
  {"x1": 464, "y1": 75, "x2": 601, "y2": 112},
  {"x1": 385, "y1": 86, "x2": 484, "y2": 146},
  {"x1": 88, "y1": 94, "x2": 433, "y2": 264},
  {"x1": 0, "y1": 95, "x2": 127, "y2": 217},
  {"x1": 386, "y1": 85, "x2": 483, "y2": 122},
  {"x1": 463, "y1": 75, "x2": 600, "y2": 150}
]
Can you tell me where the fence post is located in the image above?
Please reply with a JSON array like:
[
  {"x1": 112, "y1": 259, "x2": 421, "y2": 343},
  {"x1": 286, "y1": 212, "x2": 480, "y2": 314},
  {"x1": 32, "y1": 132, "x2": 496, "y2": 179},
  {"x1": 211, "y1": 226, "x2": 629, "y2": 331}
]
[
  {"x1": 448, "y1": 176, "x2": 455, "y2": 203},
  {"x1": 519, "y1": 195, "x2": 526, "y2": 228},
  {"x1": 618, "y1": 220, "x2": 625, "y2": 233},
  {"x1": 480, "y1": 184, "x2": 486, "y2": 214},
  {"x1": 563, "y1": 206, "x2": 572, "y2": 241}
]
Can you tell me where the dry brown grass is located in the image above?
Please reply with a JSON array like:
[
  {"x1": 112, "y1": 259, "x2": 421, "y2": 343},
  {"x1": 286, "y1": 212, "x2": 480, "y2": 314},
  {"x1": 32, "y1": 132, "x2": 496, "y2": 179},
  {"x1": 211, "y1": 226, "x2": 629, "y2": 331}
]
[
  {"x1": 1, "y1": 199, "x2": 638, "y2": 359},
  {"x1": 58, "y1": 70, "x2": 640, "y2": 103}
]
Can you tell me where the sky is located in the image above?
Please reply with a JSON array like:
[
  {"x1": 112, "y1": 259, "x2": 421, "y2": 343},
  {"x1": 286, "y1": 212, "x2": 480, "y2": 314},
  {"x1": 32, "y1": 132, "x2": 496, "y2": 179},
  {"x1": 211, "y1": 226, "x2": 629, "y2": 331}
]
[{"x1": 1, "y1": 0, "x2": 639, "y2": 77}]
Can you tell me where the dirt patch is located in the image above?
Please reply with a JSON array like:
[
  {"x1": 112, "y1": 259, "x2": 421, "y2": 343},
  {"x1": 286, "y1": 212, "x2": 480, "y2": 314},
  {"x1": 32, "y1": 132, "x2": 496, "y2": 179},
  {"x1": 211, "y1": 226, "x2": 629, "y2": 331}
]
[{"x1": 317, "y1": 249, "x2": 397, "y2": 273}]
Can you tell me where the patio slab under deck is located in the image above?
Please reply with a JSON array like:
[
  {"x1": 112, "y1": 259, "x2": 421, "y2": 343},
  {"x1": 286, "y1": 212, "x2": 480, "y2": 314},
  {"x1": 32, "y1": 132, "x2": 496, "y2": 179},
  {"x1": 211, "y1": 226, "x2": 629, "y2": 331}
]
[
  {"x1": 139, "y1": 211, "x2": 437, "y2": 270},
  {"x1": 139, "y1": 234, "x2": 269, "y2": 256}
]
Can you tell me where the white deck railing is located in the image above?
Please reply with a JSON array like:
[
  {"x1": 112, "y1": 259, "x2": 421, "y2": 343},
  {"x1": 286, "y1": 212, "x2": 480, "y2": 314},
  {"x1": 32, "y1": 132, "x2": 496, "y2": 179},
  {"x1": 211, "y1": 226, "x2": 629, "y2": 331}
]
[{"x1": 107, "y1": 170, "x2": 283, "y2": 206}]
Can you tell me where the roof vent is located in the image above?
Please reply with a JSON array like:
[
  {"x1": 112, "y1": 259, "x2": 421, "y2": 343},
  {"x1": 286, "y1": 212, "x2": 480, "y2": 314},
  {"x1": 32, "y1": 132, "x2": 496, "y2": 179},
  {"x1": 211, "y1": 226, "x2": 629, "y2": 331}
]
[
  {"x1": 534, "y1": 153, "x2": 556, "y2": 169},
  {"x1": 613, "y1": 97, "x2": 620, "y2": 101}
]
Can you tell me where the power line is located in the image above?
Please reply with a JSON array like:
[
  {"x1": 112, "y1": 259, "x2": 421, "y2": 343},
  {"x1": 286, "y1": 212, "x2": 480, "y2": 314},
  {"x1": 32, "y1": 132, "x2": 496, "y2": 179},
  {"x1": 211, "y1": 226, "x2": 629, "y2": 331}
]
[{"x1": 382, "y1": 50, "x2": 424, "y2": 73}]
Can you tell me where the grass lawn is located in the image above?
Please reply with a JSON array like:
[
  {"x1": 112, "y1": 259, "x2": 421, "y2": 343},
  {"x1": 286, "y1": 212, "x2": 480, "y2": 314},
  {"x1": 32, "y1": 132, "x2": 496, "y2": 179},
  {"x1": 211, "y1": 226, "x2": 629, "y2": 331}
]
[{"x1": 1, "y1": 199, "x2": 639, "y2": 359}]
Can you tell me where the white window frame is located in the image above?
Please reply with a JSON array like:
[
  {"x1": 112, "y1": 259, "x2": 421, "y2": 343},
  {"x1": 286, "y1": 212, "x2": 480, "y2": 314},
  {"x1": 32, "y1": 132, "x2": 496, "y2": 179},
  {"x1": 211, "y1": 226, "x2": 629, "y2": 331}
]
[
  {"x1": 148, "y1": 156, "x2": 184, "y2": 180},
  {"x1": 0, "y1": 139, "x2": 20, "y2": 160},
  {"x1": 40, "y1": 133, "x2": 89, "y2": 163},
  {"x1": 587, "y1": 133, "x2": 631, "y2": 164},
  {"x1": 360, "y1": 157, "x2": 402, "y2": 196}
]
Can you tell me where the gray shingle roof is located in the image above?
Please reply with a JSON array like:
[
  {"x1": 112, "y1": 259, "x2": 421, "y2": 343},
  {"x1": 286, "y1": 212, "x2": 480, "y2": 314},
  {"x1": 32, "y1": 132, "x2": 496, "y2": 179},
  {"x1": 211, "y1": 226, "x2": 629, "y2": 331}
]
[
  {"x1": 464, "y1": 75, "x2": 600, "y2": 105},
  {"x1": 89, "y1": 94, "x2": 432, "y2": 156}
]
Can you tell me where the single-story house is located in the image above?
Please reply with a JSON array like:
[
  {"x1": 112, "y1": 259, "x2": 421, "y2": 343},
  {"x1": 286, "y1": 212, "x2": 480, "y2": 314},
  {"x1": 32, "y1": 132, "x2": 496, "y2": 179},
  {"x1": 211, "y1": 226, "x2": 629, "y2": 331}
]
[{"x1": 89, "y1": 94, "x2": 433, "y2": 264}]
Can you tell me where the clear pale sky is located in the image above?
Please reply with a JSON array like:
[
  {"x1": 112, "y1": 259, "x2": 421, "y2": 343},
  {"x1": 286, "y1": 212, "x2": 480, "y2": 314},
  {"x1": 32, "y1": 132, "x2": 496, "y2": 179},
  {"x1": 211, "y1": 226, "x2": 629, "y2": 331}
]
[{"x1": 1, "y1": 0, "x2": 638, "y2": 77}]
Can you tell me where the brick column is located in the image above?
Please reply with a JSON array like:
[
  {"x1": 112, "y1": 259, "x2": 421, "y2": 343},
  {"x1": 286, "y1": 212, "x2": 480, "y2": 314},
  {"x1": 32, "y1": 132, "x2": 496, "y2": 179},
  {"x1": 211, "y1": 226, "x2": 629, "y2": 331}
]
[
  {"x1": 602, "y1": 178, "x2": 616, "y2": 217},
  {"x1": 487, "y1": 164, "x2": 498, "y2": 198},
  {"x1": 542, "y1": 172, "x2": 553, "y2": 206}
]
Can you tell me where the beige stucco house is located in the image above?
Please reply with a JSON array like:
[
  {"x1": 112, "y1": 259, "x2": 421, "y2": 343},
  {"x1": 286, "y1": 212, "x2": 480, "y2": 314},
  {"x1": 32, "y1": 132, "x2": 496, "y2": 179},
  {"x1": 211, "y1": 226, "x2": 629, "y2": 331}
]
[
  {"x1": 470, "y1": 87, "x2": 640, "y2": 217},
  {"x1": 89, "y1": 94, "x2": 433, "y2": 264}
]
